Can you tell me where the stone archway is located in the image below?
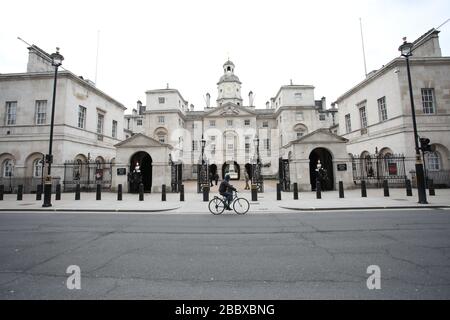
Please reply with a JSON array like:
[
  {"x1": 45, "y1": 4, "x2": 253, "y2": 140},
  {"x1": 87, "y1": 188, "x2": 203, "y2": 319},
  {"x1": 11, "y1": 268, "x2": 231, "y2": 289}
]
[
  {"x1": 309, "y1": 148, "x2": 334, "y2": 191},
  {"x1": 130, "y1": 151, "x2": 153, "y2": 192},
  {"x1": 222, "y1": 161, "x2": 240, "y2": 180}
]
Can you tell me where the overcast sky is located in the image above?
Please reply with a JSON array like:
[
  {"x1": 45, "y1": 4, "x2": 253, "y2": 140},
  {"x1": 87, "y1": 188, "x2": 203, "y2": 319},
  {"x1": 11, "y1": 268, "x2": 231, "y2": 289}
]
[{"x1": 1, "y1": 0, "x2": 449, "y2": 113}]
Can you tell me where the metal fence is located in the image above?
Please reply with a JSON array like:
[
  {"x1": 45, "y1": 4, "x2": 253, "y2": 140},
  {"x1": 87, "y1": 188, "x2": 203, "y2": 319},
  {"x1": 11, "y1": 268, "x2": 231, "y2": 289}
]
[
  {"x1": 63, "y1": 160, "x2": 113, "y2": 192},
  {"x1": 0, "y1": 176, "x2": 61, "y2": 194},
  {"x1": 352, "y1": 153, "x2": 407, "y2": 187}
]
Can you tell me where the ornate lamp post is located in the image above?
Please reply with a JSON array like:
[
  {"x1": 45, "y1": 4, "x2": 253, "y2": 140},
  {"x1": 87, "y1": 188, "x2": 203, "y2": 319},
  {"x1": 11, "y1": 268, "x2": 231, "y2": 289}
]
[
  {"x1": 197, "y1": 134, "x2": 208, "y2": 193},
  {"x1": 399, "y1": 38, "x2": 427, "y2": 204},
  {"x1": 43, "y1": 48, "x2": 64, "y2": 207},
  {"x1": 252, "y1": 135, "x2": 263, "y2": 192}
]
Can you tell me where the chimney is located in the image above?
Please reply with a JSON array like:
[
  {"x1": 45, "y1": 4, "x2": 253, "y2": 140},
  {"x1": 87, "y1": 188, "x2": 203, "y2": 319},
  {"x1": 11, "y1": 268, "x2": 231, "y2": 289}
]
[
  {"x1": 27, "y1": 45, "x2": 53, "y2": 73},
  {"x1": 137, "y1": 100, "x2": 144, "y2": 115},
  {"x1": 321, "y1": 97, "x2": 326, "y2": 110},
  {"x1": 206, "y1": 93, "x2": 211, "y2": 109},
  {"x1": 190, "y1": 104, "x2": 194, "y2": 112},
  {"x1": 248, "y1": 91, "x2": 254, "y2": 107},
  {"x1": 266, "y1": 101, "x2": 270, "y2": 109}
]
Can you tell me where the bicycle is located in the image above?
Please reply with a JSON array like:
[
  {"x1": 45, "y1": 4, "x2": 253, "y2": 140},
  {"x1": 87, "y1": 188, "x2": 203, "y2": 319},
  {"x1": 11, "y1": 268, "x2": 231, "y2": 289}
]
[{"x1": 208, "y1": 191, "x2": 250, "y2": 215}]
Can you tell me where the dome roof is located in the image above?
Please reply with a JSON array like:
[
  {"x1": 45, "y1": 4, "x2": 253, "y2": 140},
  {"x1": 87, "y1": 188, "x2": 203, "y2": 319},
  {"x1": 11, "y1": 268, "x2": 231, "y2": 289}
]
[
  {"x1": 218, "y1": 73, "x2": 241, "y2": 84},
  {"x1": 223, "y1": 59, "x2": 235, "y2": 67}
]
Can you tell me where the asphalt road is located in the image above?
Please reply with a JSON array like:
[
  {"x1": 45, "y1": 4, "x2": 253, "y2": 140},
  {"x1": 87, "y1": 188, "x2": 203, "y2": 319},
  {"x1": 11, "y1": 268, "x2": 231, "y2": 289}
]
[{"x1": 0, "y1": 208, "x2": 449, "y2": 299}]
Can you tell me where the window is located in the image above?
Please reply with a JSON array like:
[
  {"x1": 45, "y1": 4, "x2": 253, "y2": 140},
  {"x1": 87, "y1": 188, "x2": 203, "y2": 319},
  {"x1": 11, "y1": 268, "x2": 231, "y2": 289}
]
[
  {"x1": 5, "y1": 101, "x2": 17, "y2": 125},
  {"x1": 158, "y1": 116, "x2": 165, "y2": 124},
  {"x1": 211, "y1": 144, "x2": 216, "y2": 155},
  {"x1": 78, "y1": 106, "x2": 86, "y2": 129},
  {"x1": 295, "y1": 93, "x2": 302, "y2": 100},
  {"x1": 297, "y1": 132, "x2": 304, "y2": 139},
  {"x1": 35, "y1": 100, "x2": 47, "y2": 125},
  {"x1": 227, "y1": 119, "x2": 233, "y2": 127},
  {"x1": 421, "y1": 88, "x2": 435, "y2": 114},
  {"x1": 210, "y1": 136, "x2": 216, "y2": 142},
  {"x1": 209, "y1": 120, "x2": 216, "y2": 127},
  {"x1": 319, "y1": 114, "x2": 326, "y2": 121},
  {"x1": 192, "y1": 123, "x2": 197, "y2": 129},
  {"x1": 262, "y1": 121, "x2": 269, "y2": 128},
  {"x1": 192, "y1": 140, "x2": 198, "y2": 151},
  {"x1": 345, "y1": 114, "x2": 352, "y2": 133},
  {"x1": 426, "y1": 152, "x2": 441, "y2": 171},
  {"x1": 244, "y1": 119, "x2": 250, "y2": 126},
  {"x1": 158, "y1": 135, "x2": 166, "y2": 143},
  {"x1": 264, "y1": 139, "x2": 270, "y2": 150},
  {"x1": 295, "y1": 112, "x2": 304, "y2": 121},
  {"x1": 112, "y1": 120, "x2": 118, "y2": 138},
  {"x1": 97, "y1": 113, "x2": 104, "y2": 134},
  {"x1": 359, "y1": 106, "x2": 367, "y2": 129},
  {"x1": 245, "y1": 143, "x2": 250, "y2": 153},
  {"x1": 127, "y1": 118, "x2": 130, "y2": 130},
  {"x1": 137, "y1": 119, "x2": 143, "y2": 126},
  {"x1": 227, "y1": 144, "x2": 234, "y2": 150},
  {"x1": 192, "y1": 166, "x2": 198, "y2": 174},
  {"x1": 158, "y1": 97, "x2": 165, "y2": 104},
  {"x1": 378, "y1": 96, "x2": 388, "y2": 122},
  {"x1": 2, "y1": 159, "x2": 14, "y2": 177},
  {"x1": 33, "y1": 159, "x2": 43, "y2": 178}
]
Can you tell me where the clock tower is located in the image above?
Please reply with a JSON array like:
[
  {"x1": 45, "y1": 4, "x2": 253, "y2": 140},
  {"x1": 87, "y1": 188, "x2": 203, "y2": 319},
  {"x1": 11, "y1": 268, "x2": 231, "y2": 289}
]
[{"x1": 216, "y1": 60, "x2": 243, "y2": 107}]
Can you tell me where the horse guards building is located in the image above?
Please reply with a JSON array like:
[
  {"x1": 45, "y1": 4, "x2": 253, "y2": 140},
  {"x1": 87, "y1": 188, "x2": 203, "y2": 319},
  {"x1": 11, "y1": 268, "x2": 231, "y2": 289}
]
[{"x1": 1, "y1": 29, "x2": 449, "y2": 195}]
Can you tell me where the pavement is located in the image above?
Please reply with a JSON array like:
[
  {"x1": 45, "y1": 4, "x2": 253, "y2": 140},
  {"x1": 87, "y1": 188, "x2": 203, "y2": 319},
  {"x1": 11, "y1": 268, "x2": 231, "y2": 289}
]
[
  {"x1": 0, "y1": 208, "x2": 449, "y2": 299},
  {"x1": 1, "y1": 180, "x2": 449, "y2": 213}
]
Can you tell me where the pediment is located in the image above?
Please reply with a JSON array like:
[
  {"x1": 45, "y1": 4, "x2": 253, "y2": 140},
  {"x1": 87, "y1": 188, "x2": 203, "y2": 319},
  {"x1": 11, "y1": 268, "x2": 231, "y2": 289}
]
[
  {"x1": 115, "y1": 133, "x2": 170, "y2": 148},
  {"x1": 292, "y1": 129, "x2": 348, "y2": 145},
  {"x1": 205, "y1": 103, "x2": 255, "y2": 117}
]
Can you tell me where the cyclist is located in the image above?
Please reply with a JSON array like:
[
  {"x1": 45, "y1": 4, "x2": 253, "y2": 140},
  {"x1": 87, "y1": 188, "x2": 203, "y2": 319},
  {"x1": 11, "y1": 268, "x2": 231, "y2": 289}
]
[{"x1": 219, "y1": 174, "x2": 237, "y2": 210}]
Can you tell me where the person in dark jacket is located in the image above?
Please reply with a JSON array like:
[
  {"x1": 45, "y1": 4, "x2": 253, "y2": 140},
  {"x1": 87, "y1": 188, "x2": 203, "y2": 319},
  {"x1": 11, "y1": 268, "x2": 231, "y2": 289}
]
[{"x1": 219, "y1": 174, "x2": 236, "y2": 210}]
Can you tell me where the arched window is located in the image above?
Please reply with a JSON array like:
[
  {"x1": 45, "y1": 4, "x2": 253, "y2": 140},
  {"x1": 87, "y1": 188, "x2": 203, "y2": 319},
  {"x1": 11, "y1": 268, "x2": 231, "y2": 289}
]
[
  {"x1": 2, "y1": 159, "x2": 14, "y2": 177},
  {"x1": 294, "y1": 124, "x2": 308, "y2": 139},
  {"x1": 426, "y1": 152, "x2": 441, "y2": 171},
  {"x1": 33, "y1": 159, "x2": 43, "y2": 178}
]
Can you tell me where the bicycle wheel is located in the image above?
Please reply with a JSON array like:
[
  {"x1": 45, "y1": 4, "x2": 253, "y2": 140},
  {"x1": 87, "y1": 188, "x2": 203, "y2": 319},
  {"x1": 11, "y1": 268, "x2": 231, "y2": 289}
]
[
  {"x1": 233, "y1": 197, "x2": 250, "y2": 215},
  {"x1": 209, "y1": 197, "x2": 225, "y2": 215}
]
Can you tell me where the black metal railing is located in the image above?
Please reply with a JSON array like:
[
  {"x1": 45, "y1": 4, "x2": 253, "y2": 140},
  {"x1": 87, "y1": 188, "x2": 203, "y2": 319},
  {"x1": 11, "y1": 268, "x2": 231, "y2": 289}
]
[
  {"x1": 352, "y1": 153, "x2": 407, "y2": 187},
  {"x1": 63, "y1": 160, "x2": 112, "y2": 192}
]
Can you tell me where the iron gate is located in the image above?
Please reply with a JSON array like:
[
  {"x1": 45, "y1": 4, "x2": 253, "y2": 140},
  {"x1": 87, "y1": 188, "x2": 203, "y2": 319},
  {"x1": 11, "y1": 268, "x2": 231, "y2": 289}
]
[
  {"x1": 171, "y1": 162, "x2": 183, "y2": 193},
  {"x1": 352, "y1": 153, "x2": 406, "y2": 187},
  {"x1": 278, "y1": 158, "x2": 291, "y2": 191},
  {"x1": 63, "y1": 160, "x2": 113, "y2": 192}
]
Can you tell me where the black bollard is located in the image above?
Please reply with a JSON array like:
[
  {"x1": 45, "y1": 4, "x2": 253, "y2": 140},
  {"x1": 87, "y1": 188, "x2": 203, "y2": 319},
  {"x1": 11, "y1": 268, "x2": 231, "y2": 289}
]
[
  {"x1": 276, "y1": 183, "x2": 281, "y2": 201},
  {"x1": 361, "y1": 180, "x2": 367, "y2": 198},
  {"x1": 251, "y1": 185, "x2": 258, "y2": 202},
  {"x1": 429, "y1": 179, "x2": 435, "y2": 196},
  {"x1": 0, "y1": 185, "x2": 3, "y2": 201},
  {"x1": 339, "y1": 181, "x2": 344, "y2": 199},
  {"x1": 96, "y1": 184, "x2": 101, "y2": 200},
  {"x1": 118, "y1": 184, "x2": 123, "y2": 201},
  {"x1": 406, "y1": 179, "x2": 413, "y2": 197},
  {"x1": 75, "y1": 183, "x2": 81, "y2": 200},
  {"x1": 139, "y1": 183, "x2": 144, "y2": 201},
  {"x1": 162, "y1": 184, "x2": 167, "y2": 202},
  {"x1": 180, "y1": 184, "x2": 185, "y2": 202},
  {"x1": 383, "y1": 180, "x2": 390, "y2": 197},
  {"x1": 316, "y1": 180, "x2": 321, "y2": 199},
  {"x1": 293, "y1": 183, "x2": 299, "y2": 200},
  {"x1": 17, "y1": 185, "x2": 23, "y2": 201},
  {"x1": 55, "y1": 184, "x2": 61, "y2": 201},
  {"x1": 202, "y1": 185, "x2": 209, "y2": 202},
  {"x1": 36, "y1": 184, "x2": 43, "y2": 201}
]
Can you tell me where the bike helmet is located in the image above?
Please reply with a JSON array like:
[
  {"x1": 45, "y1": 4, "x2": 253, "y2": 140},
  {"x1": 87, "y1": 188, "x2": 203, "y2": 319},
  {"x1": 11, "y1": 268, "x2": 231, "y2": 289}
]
[{"x1": 224, "y1": 174, "x2": 230, "y2": 181}]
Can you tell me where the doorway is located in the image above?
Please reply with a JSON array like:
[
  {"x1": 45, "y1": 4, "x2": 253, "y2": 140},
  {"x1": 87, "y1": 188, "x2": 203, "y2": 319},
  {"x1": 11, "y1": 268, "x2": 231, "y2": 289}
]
[
  {"x1": 130, "y1": 151, "x2": 153, "y2": 192},
  {"x1": 309, "y1": 148, "x2": 334, "y2": 191}
]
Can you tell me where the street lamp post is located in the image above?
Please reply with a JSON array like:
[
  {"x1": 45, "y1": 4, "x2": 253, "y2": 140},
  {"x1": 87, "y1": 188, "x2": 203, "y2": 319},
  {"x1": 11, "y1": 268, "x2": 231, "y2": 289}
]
[
  {"x1": 399, "y1": 38, "x2": 427, "y2": 204},
  {"x1": 43, "y1": 48, "x2": 64, "y2": 207}
]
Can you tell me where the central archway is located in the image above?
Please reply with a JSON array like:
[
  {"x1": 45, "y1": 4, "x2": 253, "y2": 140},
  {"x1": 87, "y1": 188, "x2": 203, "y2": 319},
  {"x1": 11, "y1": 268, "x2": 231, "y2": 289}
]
[
  {"x1": 309, "y1": 148, "x2": 334, "y2": 191},
  {"x1": 130, "y1": 151, "x2": 153, "y2": 192},
  {"x1": 222, "y1": 161, "x2": 240, "y2": 180}
]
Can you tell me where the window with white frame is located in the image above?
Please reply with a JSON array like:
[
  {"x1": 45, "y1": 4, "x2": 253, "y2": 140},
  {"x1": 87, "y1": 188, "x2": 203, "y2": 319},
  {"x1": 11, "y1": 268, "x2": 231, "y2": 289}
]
[
  {"x1": 33, "y1": 158, "x2": 43, "y2": 178},
  {"x1": 158, "y1": 116, "x2": 165, "y2": 124},
  {"x1": 227, "y1": 119, "x2": 233, "y2": 127},
  {"x1": 35, "y1": 100, "x2": 47, "y2": 125},
  {"x1": 192, "y1": 140, "x2": 198, "y2": 151},
  {"x1": 210, "y1": 136, "x2": 216, "y2": 142},
  {"x1": 262, "y1": 121, "x2": 269, "y2": 128},
  {"x1": 97, "y1": 113, "x2": 104, "y2": 134},
  {"x1": 378, "y1": 96, "x2": 388, "y2": 122},
  {"x1": 421, "y1": 88, "x2": 435, "y2": 114},
  {"x1": 227, "y1": 143, "x2": 234, "y2": 151},
  {"x1": 137, "y1": 119, "x2": 143, "y2": 126},
  {"x1": 319, "y1": 114, "x2": 326, "y2": 121},
  {"x1": 112, "y1": 120, "x2": 118, "y2": 138},
  {"x1": 359, "y1": 106, "x2": 368, "y2": 129},
  {"x1": 158, "y1": 97, "x2": 165, "y2": 104},
  {"x1": 78, "y1": 106, "x2": 86, "y2": 129},
  {"x1": 426, "y1": 151, "x2": 441, "y2": 171},
  {"x1": 2, "y1": 159, "x2": 14, "y2": 177},
  {"x1": 158, "y1": 135, "x2": 166, "y2": 143},
  {"x1": 244, "y1": 119, "x2": 250, "y2": 126},
  {"x1": 295, "y1": 112, "x2": 304, "y2": 121},
  {"x1": 5, "y1": 101, "x2": 17, "y2": 125},
  {"x1": 264, "y1": 138, "x2": 270, "y2": 150},
  {"x1": 211, "y1": 144, "x2": 216, "y2": 154},
  {"x1": 345, "y1": 114, "x2": 352, "y2": 133},
  {"x1": 295, "y1": 93, "x2": 302, "y2": 101},
  {"x1": 209, "y1": 120, "x2": 216, "y2": 127}
]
